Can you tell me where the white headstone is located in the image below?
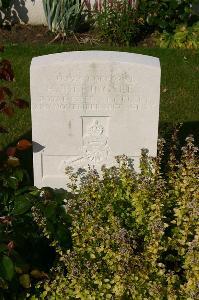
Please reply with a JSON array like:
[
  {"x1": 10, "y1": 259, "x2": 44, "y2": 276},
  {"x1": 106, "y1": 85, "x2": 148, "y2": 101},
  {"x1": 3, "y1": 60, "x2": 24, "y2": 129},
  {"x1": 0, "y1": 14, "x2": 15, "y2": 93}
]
[{"x1": 31, "y1": 51, "x2": 161, "y2": 188}]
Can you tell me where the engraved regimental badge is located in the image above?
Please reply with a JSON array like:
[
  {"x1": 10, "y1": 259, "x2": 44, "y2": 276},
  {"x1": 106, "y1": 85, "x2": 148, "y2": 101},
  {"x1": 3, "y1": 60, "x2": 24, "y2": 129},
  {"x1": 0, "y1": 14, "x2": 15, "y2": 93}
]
[{"x1": 82, "y1": 120, "x2": 110, "y2": 164}]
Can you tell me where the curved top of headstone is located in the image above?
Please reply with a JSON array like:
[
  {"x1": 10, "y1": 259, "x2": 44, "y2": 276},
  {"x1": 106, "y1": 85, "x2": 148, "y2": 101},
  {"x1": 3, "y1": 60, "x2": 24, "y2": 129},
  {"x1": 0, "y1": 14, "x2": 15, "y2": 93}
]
[{"x1": 31, "y1": 50, "x2": 160, "y2": 69}]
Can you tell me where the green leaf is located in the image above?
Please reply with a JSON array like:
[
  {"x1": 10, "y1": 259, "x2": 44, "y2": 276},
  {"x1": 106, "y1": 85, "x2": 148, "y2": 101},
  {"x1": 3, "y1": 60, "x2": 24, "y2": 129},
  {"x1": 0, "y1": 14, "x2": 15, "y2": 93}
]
[
  {"x1": 0, "y1": 244, "x2": 8, "y2": 254},
  {"x1": 44, "y1": 202, "x2": 57, "y2": 218},
  {"x1": 19, "y1": 274, "x2": 31, "y2": 289},
  {"x1": 15, "y1": 186, "x2": 31, "y2": 196},
  {"x1": 0, "y1": 276, "x2": 8, "y2": 289},
  {"x1": 0, "y1": 255, "x2": 15, "y2": 281},
  {"x1": 13, "y1": 168, "x2": 24, "y2": 182},
  {"x1": 13, "y1": 195, "x2": 32, "y2": 215},
  {"x1": 28, "y1": 187, "x2": 41, "y2": 197},
  {"x1": 4, "y1": 175, "x2": 18, "y2": 190}
]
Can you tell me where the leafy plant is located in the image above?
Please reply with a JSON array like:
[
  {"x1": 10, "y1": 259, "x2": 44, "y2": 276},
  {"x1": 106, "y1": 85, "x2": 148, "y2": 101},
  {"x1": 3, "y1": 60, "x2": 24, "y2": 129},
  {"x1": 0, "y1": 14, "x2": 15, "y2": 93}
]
[
  {"x1": 31, "y1": 134, "x2": 199, "y2": 299},
  {"x1": 137, "y1": 0, "x2": 198, "y2": 33},
  {"x1": 94, "y1": 0, "x2": 143, "y2": 46},
  {"x1": 0, "y1": 138, "x2": 73, "y2": 298},
  {"x1": 0, "y1": 45, "x2": 63, "y2": 299},
  {"x1": 42, "y1": 0, "x2": 87, "y2": 36},
  {"x1": 154, "y1": 22, "x2": 199, "y2": 49},
  {"x1": 0, "y1": 140, "x2": 34, "y2": 298}
]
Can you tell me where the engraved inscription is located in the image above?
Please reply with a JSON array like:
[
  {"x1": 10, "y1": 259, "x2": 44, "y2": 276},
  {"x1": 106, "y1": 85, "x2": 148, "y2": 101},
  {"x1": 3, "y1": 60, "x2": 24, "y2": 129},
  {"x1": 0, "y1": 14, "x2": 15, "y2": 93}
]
[
  {"x1": 32, "y1": 67, "x2": 154, "y2": 112},
  {"x1": 82, "y1": 120, "x2": 110, "y2": 164},
  {"x1": 33, "y1": 100, "x2": 140, "y2": 111}
]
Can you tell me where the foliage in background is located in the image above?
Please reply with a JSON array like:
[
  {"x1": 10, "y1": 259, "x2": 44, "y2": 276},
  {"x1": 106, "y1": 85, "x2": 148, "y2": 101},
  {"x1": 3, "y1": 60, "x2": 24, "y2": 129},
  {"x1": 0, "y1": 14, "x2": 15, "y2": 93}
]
[
  {"x1": 154, "y1": 22, "x2": 199, "y2": 49},
  {"x1": 31, "y1": 134, "x2": 199, "y2": 300},
  {"x1": 94, "y1": 0, "x2": 143, "y2": 46},
  {"x1": 93, "y1": 0, "x2": 199, "y2": 46},
  {"x1": 42, "y1": 0, "x2": 88, "y2": 36},
  {"x1": 137, "y1": 0, "x2": 198, "y2": 33}
]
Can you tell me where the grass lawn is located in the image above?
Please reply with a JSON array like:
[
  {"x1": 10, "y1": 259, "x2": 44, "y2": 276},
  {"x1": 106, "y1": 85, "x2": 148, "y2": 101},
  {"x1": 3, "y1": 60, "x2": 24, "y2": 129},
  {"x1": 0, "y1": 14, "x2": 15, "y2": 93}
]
[{"x1": 0, "y1": 43, "x2": 199, "y2": 150}]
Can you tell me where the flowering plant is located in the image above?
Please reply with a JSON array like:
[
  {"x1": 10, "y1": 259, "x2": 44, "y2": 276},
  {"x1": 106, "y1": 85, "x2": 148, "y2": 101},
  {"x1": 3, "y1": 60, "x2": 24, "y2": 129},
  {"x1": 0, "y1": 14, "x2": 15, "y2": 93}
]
[{"x1": 32, "y1": 132, "x2": 199, "y2": 299}]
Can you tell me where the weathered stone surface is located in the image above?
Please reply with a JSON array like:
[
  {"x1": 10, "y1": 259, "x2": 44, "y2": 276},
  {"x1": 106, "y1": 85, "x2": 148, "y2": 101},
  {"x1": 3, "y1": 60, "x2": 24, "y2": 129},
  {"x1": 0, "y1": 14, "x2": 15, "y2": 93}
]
[{"x1": 31, "y1": 51, "x2": 161, "y2": 188}]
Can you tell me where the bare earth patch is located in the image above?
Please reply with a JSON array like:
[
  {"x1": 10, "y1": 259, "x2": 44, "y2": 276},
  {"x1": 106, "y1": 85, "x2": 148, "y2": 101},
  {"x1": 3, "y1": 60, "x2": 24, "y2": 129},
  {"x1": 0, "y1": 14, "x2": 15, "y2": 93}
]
[{"x1": 0, "y1": 24, "x2": 103, "y2": 45}]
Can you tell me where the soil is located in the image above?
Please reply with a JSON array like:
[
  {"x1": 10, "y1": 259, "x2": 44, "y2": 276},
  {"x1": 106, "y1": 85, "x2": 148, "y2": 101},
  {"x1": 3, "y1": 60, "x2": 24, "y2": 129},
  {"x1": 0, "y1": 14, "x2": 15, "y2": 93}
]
[
  {"x1": 0, "y1": 23, "x2": 155, "y2": 47},
  {"x1": 0, "y1": 24, "x2": 103, "y2": 45},
  {"x1": 0, "y1": 24, "x2": 53, "y2": 44}
]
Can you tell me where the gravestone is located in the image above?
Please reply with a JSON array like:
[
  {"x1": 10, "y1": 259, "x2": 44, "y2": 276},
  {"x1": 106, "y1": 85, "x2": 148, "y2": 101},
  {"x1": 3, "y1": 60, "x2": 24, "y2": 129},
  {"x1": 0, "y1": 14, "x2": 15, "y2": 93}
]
[{"x1": 31, "y1": 51, "x2": 161, "y2": 188}]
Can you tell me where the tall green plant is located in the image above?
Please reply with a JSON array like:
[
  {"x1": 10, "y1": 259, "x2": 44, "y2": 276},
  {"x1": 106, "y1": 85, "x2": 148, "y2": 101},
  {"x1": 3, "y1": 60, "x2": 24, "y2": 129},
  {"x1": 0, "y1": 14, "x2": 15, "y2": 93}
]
[
  {"x1": 42, "y1": 0, "x2": 85, "y2": 34},
  {"x1": 94, "y1": 0, "x2": 142, "y2": 45}
]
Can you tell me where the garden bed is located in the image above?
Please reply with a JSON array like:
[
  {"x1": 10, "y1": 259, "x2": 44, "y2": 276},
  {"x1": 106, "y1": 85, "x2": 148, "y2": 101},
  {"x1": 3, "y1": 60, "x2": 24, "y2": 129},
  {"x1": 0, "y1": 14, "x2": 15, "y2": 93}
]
[
  {"x1": 0, "y1": 24, "x2": 52, "y2": 44},
  {"x1": 0, "y1": 24, "x2": 104, "y2": 45}
]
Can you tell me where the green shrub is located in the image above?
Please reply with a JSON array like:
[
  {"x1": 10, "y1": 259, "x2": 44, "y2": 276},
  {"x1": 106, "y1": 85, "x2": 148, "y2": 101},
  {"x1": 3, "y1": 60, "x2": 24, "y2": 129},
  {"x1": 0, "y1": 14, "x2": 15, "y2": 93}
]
[
  {"x1": 31, "y1": 134, "x2": 199, "y2": 300},
  {"x1": 138, "y1": 0, "x2": 198, "y2": 33},
  {"x1": 94, "y1": 0, "x2": 143, "y2": 46},
  {"x1": 0, "y1": 145, "x2": 72, "y2": 299},
  {"x1": 93, "y1": 0, "x2": 199, "y2": 46},
  {"x1": 154, "y1": 22, "x2": 199, "y2": 49}
]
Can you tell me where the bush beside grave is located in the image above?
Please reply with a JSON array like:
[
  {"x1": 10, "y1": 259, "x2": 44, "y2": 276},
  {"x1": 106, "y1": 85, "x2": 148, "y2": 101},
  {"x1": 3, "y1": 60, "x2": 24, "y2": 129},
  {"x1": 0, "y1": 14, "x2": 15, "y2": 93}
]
[
  {"x1": 0, "y1": 140, "x2": 54, "y2": 299},
  {"x1": 0, "y1": 138, "x2": 73, "y2": 298},
  {"x1": 30, "y1": 134, "x2": 199, "y2": 300},
  {"x1": 93, "y1": 0, "x2": 144, "y2": 46},
  {"x1": 93, "y1": 0, "x2": 199, "y2": 47},
  {"x1": 153, "y1": 22, "x2": 199, "y2": 49},
  {"x1": 137, "y1": 0, "x2": 197, "y2": 33},
  {"x1": 0, "y1": 123, "x2": 198, "y2": 299}
]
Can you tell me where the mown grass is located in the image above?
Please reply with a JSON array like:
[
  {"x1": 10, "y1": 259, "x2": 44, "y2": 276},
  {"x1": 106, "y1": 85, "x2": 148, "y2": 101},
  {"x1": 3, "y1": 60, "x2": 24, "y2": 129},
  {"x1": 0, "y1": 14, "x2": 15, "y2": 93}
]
[{"x1": 0, "y1": 43, "x2": 199, "y2": 149}]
